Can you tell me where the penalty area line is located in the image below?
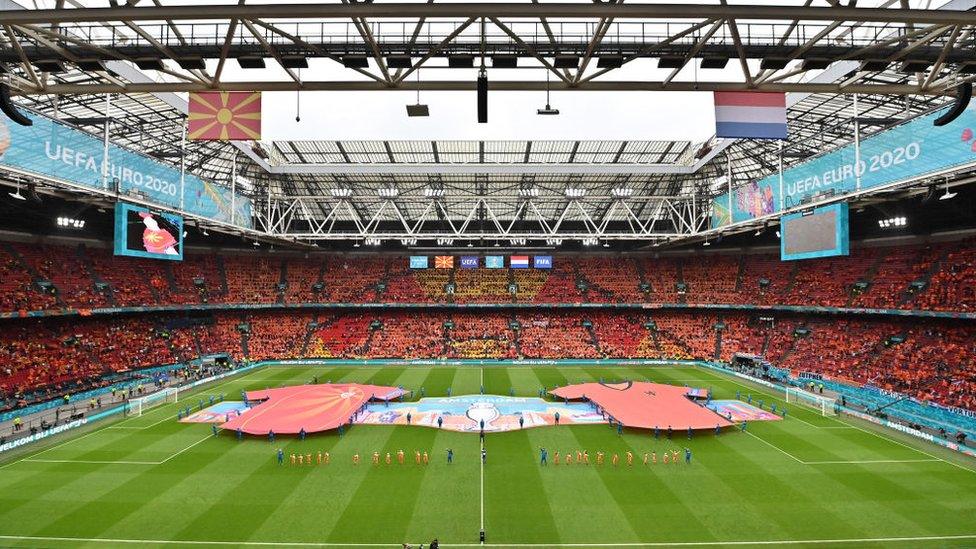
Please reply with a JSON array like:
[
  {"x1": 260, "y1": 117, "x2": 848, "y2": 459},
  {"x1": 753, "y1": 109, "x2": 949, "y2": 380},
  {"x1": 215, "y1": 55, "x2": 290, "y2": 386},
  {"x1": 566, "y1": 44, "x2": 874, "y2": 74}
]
[
  {"x1": 1, "y1": 534, "x2": 976, "y2": 547},
  {"x1": 743, "y1": 431, "x2": 805, "y2": 464},
  {"x1": 159, "y1": 435, "x2": 213, "y2": 464},
  {"x1": 745, "y1": 432, "x2": 945, "y2": 466},
  {"x1": 803, "y1": 459, "x2": 941, "y2": 465},
  {"x1": 19, "y1": 435, "x2": 212, "y2": 466},
  {"x1": 22, "y1": 458, "x2": 159, "y2": 465}
]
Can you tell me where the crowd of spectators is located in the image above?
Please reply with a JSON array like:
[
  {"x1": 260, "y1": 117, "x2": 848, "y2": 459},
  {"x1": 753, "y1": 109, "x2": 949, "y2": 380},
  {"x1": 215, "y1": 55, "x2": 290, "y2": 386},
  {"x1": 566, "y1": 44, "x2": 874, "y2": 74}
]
[
  {"x1": 1, "y1": 309, "x2": 974, "y2": 413},
  {"x1": 1, "y1": 238, "x2": 975, "y2": 312},
  {"x1": 2, "y1": 236, "x2": 976, "y2": 415},
  {"x1": 917, "y1": 240, "x2": 976, "y2": 312}
]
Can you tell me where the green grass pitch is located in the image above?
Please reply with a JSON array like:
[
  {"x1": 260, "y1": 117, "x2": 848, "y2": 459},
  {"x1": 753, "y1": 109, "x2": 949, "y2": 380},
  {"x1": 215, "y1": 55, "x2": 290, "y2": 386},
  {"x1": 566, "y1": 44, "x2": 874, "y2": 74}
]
[{"x1": 1, "y1": 364, "x2": 975, "y2": 548}]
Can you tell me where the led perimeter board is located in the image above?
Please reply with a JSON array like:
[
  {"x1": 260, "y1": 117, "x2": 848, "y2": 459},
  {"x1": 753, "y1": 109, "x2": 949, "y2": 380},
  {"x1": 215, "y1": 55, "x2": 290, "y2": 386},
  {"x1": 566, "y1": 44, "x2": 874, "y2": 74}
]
[
  {"x1": 780, "y1": 202, "x2": 849, "y2": 261},
  {"x1": 114, "y1": 202, "x2": 184, "y2": 261}
]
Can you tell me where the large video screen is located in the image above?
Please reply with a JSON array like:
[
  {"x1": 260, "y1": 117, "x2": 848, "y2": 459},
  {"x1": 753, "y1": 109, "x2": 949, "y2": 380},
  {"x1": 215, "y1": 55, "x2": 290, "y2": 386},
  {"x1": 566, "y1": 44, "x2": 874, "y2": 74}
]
[
  {"x1": 114, "y1": 202, "x2": 184, "y2": 261},
  {"x1": 780, "y1": 202, "x2": 849, "y2": 261}
]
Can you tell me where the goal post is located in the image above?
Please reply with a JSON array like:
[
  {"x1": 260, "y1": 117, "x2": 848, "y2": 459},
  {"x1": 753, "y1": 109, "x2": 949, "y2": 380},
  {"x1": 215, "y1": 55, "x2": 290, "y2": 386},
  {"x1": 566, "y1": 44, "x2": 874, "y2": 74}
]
[
  {"x1": 126, "y1": 387, "x2": 179, "y2": 417},
  {"x1": 785, "y1": 386, "x2": 837, "y2": 416}
]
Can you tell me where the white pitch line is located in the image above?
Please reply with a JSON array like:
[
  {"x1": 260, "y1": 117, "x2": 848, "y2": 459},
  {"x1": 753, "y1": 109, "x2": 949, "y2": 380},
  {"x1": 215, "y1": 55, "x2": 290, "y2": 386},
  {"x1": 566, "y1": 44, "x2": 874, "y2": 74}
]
[
  {"x1": 0, "y1": 423, "x2": 108, "y2": 471},
  {"x1": 107, "y1": 413, "x2": 178, "y2": 431},
  {"x1": 20, "y1": 434, "x2": 213, "y2": 467},
  {"x1": 0, "y1": 367, "x2": 267, "y2": 471},
  {"x1": 480, "y1": 443, "x2": 485, "y2": 534},
  {"x1": 112, "y1": 367, "x2": 268, "y2": 428},
  {"x1": 743, "y1": 431, "x2": 806, "y2": 464},
  {"x1": 159, "y1": 435, "x2": 213, "y2": 464},
  {"x1": 693, "y1": 366, "x2": 976, "y2": 474},
  {"x1": 840, "y1": 418, "x2": 976, "y2": 476},
  {"x1": 803, "y1": 459, "x2": 941, "y2": 465},
  {"x1": 1, "y1": 534, "x2": 976, "y2": 547},
  {"x1": 481, "y1": 365, "x2": 486, "y2": 539},
  {"x1": 22, "y1": 458, "x2": 159, "y2": 465},
  {"x1": 692, "y1": 367, "x2": 848, "y2": 428}
]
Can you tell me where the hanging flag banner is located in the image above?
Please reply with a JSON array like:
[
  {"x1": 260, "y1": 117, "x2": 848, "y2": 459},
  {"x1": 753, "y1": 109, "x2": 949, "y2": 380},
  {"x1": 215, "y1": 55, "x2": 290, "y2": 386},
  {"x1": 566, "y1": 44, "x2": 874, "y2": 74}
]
[
  {"x1": 534, "y1": 256, "x2": 553, "y2": 269},
  {"x1": 510, "y1": 255, "x2": 529, "y2": 269},
  {"x1": 409, "y1": 256, "x2": 428, "y2": 269},
  {"x1": 188, "y1": 92, "x2": 262, "y2": 141},
  {"x1": 485, "y1": 256, "x2": 505, "y2": 269},
  {"x1": 460, "y1": 256, "x2": 479, "y2": 269},
  {"x1": 435, "y1": 256, "x2": 454, "y2": 269},
  {"x1": 713, "y1": 92, "x2": 788, "y2": 140}
]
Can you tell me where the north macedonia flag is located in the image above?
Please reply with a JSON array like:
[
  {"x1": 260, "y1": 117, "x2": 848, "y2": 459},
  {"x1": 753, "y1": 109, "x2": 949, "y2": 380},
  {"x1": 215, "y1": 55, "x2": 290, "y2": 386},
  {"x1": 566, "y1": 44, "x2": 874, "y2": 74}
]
[{"x1": 187, "y1": 92, "x2": 261, "y2": 141}]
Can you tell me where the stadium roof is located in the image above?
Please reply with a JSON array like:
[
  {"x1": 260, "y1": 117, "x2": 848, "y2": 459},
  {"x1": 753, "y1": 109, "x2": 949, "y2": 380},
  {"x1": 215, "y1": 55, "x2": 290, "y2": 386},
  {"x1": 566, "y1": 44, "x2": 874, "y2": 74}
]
[{"x1": 0, "y1": 0, "x2": 973, "y2": 246}]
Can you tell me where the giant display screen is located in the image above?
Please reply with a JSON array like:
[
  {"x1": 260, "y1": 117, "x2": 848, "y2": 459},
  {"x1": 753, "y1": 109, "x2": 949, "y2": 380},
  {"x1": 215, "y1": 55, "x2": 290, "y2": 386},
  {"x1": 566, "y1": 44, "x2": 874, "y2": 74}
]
[
  {"x1": 780, "y1": 202, "x2": 849, "y2": 261},
  {"x1": 711, "y1": 103, "x2": 976, "y2": 229},
  {"x1": 114, "y1": 203, "x2": 184, "y2": 261},
  {"x1": 0, "y1": 110, "x2": 253, "y2": 228}
]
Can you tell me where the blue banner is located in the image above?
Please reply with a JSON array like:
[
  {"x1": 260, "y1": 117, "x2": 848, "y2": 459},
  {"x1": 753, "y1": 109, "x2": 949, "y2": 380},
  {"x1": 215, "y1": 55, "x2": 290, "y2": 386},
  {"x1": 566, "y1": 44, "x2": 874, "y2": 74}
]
[
  {"x1": 460, "y1": 256, "x2": 479, "y2": 268},
  {"x1": 0, "y1": 110, "x2": 252, "y2": 228},
  {"x1": 409, "y1": 256, "x2": 428, "y2": 269},
  {"x1": 534, "y1": 255, "x2": 553, "y2": 269},
  {"x1": 711, "y1": 103, "x2": 976, "y2": 228},
  {"x1": 485, "y1": 256, "x2": 505, "y2": 269}
]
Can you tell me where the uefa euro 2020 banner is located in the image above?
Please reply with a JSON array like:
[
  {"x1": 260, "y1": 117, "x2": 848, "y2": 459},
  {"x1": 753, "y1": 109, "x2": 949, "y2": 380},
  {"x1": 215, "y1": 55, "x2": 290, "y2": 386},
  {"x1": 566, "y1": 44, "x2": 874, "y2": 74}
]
[
  {"x1": 0, "y1": 110, "x2": 253, "y2": 228},
  {"x1": 711, "y1": 103, "x2": 976, "y2": 228}
]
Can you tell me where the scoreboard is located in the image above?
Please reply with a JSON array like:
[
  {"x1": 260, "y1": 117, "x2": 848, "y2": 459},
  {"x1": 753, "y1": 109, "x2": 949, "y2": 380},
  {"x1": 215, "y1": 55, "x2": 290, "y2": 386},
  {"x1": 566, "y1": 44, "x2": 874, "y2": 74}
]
[
  {"x1": 114, "y1": 202, "x2": 184, "y2": 261},
  {"x1": 780, "y1": 202, "x2": 850, "y2": 261}
]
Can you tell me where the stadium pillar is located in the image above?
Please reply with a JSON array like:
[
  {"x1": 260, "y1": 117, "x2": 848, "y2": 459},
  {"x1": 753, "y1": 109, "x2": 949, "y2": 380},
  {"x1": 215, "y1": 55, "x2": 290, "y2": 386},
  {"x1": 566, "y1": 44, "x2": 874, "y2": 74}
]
[
  {"x1": 778, "y1": 141, "x2": 784, "y2": 212},
  {"x1": 726, "y1": 153, "x2": 733, "y2": 217},
  {"x1": 179, "y1": 122, "x2": 186, "y2": 210},
  {"x1": 853, "y1": 93, "x2": 861, "y2": 191},
  {"x1": 231, "y1": 153, "x2": 237, "y2": 226},
  {"x1": 101, "y1": 94, "x2": 111, "y2": 190}
]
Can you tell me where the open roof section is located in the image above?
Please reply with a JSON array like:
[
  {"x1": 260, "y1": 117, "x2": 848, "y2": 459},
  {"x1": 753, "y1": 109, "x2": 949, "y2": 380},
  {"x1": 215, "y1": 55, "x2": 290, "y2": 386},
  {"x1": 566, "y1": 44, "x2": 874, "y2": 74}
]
[{"x1": 0, "y1": 0, "x2": 972, "y2": 245}]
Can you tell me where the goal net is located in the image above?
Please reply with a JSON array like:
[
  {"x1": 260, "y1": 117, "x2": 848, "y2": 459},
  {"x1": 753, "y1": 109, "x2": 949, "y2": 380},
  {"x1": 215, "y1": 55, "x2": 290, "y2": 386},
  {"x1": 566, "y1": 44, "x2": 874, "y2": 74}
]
[
  {"x1": 126, "y1": 387, "x2": 179, "y2": 417},
  {"x1": 785, "y1": 387, "x2": 836, "y2": 416}
]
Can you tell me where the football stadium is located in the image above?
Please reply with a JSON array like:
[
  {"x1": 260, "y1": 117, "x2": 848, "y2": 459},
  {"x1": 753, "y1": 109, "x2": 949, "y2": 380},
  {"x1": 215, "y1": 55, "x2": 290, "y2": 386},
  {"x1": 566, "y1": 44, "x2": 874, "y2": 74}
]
[{"x1": 1, "y1": 1, "x2": 976, "y2": 548}]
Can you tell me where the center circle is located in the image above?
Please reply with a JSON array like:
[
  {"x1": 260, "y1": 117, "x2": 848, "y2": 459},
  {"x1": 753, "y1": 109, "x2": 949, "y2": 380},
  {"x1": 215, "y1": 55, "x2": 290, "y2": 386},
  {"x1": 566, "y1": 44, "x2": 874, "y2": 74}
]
[{"x1": 216, "y1": 108, "x2": 233, "y2": 124}]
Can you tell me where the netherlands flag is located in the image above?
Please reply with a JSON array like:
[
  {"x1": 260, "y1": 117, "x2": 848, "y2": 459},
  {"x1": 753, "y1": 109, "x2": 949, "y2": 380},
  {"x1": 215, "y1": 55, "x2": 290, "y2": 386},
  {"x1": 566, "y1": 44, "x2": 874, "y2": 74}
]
[
  {"x1": 510, "y1": 255, "x2": 529, "y2": 269},
  {"x1": 713, "y1": 92, "x2": 788, "y2": 140}
]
